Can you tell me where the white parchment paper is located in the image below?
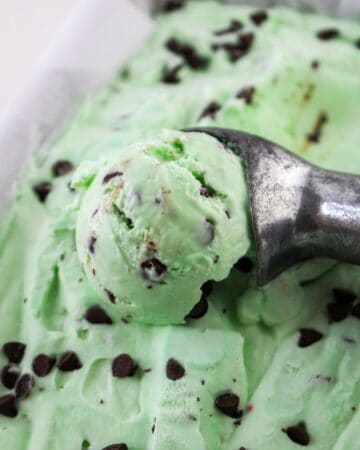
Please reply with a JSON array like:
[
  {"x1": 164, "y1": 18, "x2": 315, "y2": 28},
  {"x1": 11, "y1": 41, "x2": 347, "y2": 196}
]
[{"x1": 0, "y1": 0, "x2": 153, "y2": 216}]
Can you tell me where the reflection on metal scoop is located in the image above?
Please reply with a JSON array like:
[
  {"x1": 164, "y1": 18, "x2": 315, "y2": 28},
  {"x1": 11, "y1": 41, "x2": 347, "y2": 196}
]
[{"x1": 185, "y1": 127, "x2": 360, "y2": 286}]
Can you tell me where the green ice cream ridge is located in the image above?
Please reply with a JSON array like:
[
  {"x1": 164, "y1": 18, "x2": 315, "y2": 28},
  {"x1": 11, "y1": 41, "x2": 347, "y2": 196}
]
[{"x1": 76, "y1": 130, "x2": 250, "y2": 324}]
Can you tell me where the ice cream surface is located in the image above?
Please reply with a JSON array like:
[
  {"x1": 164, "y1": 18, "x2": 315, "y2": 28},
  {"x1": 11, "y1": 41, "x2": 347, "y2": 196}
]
[
  {"x1": 75, "y1": 130, "x2": 249, "y2": 324},
  {"x1": 0, "y1": 2, "x2": 360, "y2": 450}
]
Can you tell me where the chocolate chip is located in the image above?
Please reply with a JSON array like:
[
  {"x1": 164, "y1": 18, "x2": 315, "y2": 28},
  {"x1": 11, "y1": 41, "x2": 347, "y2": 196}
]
[
  {"x1": 200, "y1": 186, "x2": 211, "y2": 197},
  {"x1": 140, "y1": 258, "x2": 167, "y2": 282},
  {"x1": 101, "y1": 445, "x2": 128, "y2": 450},
  {"x1": 0, "y1": 394, "x2": 18, "y2": 418},
  {"x1": 239, "y1": 447, "x2": 247, "y2": 450},
  {"x1": 185, "y1": 295, "x2": 208, "y2": 320},
  {"x1": 333, "y1": 288, "x2": 357, "y2": 304},
  {"x1": 317, "y1": 28, "x2": 339, "y2": 40},
  {"x1": 250, "y1": 10, "x2": 268, "y2": 26},
  {"x1": 283, "y1": 422, "x2": 310, "y2": 446},
  {"x1": 15, "y1": 374, "x2": 35, "y2": 400},
  {"x1": 307, "y1": 111, "x2": 328, "y2": 143},
  {"x1": 102, "y1": 171, "x2": 123, "y2": 184},
  {"x1": 104, "y1": 289, "x2": 116, "y2": 304},
  {"x1": 52, "y1": 160, "x2": 74, "y2": 177},
  {"x1": 233, "y1": 257, "x2": 254, "y2": 273},
  {"x1": 85, "y1": 305, "x2": 113, "y2": 325},
  {"x1": 352, "y1": 302, "x2": 360, "y2": 319},
  {"x1": 215, "y1": 393, "x2": 242, "y2": 418},
  {"x1": 3, "y1": 342, "x2": 26, "y2": 364},
  {"x1": 213, "y1": 33, "x2": 254, "y2": 62},
  {"x1": 162, "y1": 0, "x2": 185, "y2": 12},
  {"x1": 327, "y1": 302, "x2": 352, "y2": 323},
  {"x1": 161, "y1": 64, "x2": 183, "y2": 84},
  {"x1": 57, "y1": 351, "x2": 83, "y2": 372},
  {"x1": 1, "y1": 364, "x2": 20, "y2": 389},
  {"x1": 298, "y1": 328, "x2": 323, "y2": 348},
  {"x1": 214, "y1": 20, "x2": 243, "y2": 36},
  {"x1": 356, "y1": 38, "x2": 360, "y2": 49},
  {"x1": 88, "y1": 235, "x2": 97, "y2": 254},
  {"x1": 236, "y1": 86, "x2": 256, "y2": 104},
  {"x1": 165, "y1": 38, "x2": 209, "y2": 70},
  {"x1": 166, "y1": 358, "x2": 185, "y2": 380},
  {"x1": 311, "y1": 59, "x2": 320, "y2": 70},
  {"x1": 32, "y1": 182, "x2": 52, "y2": 203},
  {"x1": 201, "y1": 280, "x2": 213, "y2": 296},
  {"x1": 32, "y1": 354, "x2": 56, "y2": 377},
  {"x1": 198, "y1": 101, "x2": 221, "y2": 120},
  {"x1": 112, "y1": 354, "x2": 137, "y2": 378},
  {"x1": 204, "y1": 219, "x2": 215, "y2": 245}
]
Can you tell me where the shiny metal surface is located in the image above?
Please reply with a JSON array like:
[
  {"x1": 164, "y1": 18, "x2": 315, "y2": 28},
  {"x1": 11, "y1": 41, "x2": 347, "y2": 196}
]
[{"x1": 185, "y1": 127, "x2": 360, "y2": 285}]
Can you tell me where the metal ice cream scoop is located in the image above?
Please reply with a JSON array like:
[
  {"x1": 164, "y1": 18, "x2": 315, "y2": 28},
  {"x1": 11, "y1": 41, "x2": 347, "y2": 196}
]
[{"x1": 185, "y1": 127, "x2": 360, "y2": 286}]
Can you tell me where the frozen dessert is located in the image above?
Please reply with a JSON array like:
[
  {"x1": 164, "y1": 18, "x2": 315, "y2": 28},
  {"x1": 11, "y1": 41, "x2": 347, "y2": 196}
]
[
  {"x1": 0, "y1": 1, "x2": 360, "y2": 450},
  {"x1": 75, "y1": 130, "x2": 250, "y2": 324}
]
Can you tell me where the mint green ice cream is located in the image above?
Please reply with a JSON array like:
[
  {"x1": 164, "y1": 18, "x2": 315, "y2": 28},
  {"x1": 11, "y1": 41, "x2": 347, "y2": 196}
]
[
  {"x1": 0, "y1": 2, "x2": 360, "y2": 450},
  {"x1": 75, "y1": 130, "x2": 249, "y2": 324}
]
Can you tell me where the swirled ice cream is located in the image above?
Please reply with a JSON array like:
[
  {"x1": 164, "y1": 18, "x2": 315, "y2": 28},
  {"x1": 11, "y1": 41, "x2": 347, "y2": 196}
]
[{"x1": 0, "y1": 2, "x2": 360, "y2": 450}]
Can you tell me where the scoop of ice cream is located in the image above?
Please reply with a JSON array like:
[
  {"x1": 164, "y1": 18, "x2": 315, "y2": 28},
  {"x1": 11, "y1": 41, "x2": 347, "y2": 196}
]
[{"x1": 75, "y1": 130, "x2": 250, "y2": 324}]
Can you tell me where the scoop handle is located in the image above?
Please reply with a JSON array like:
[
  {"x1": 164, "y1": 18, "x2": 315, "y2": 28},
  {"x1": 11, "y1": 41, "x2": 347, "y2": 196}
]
[{"x1": 185, "y1": 127, "x2": 360, "y2": 285}]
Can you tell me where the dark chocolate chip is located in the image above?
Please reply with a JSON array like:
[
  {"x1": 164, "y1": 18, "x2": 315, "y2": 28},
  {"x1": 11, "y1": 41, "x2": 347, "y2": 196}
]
[
  {"x1": 102, "y1": 445, "x2": 128, "y2": 450},
  {"x1": 85, "y1": 305, "x2": 113, "y2": 325},
  {"x1": 236, "y1": 86, "x2": 256, "y2": 104},
  {"x1": 88, "y1": 235, "x2": 97, "y2": 254},
  {"x1": 185, "y1": 295, "x2": 208, "y2": 320},
  {"x1": 112, "y1": 354, "x2": 137, "y2": 378},
  {"x1": 52, "y1": 160, "x2": 74, "y2": 177},
  {"x1": 307, "y1": 111, "x2": 328, "y2": 143},
  {"x1": 352, "y1": 302, "x2": 360, "y2": 319},
  {"x1": 233, "y1": 257, "x2": 254, "y2": 273},
  {"x1": 3, "y1": 341, "x2": 26, "y2": 364},
  {"x1": 200, "y1": 186, "x2": 212, "y2": 197},
  {"x1": 32, "y1": 354, "x2": 56, "y2": 377},
  {"x1": 0, "y1": 394, "x2": 18, "y2": 418},
  {"x1": 311, "y1": 59, "x2": 320, "y2": 70},
  {"x1": 215, "y1": 393, "x2": 242, "y2": 418},
  {"x1": 250, "y1": 10, "x2": 268, "y2": 26},
  {"x1": 57, "y1": 351, "x2": 83, "y2": 372},
  {"x1": 283, "y1": 422, "x2": 310, "y2": 446},
  {"x1": 333, "y1": 288, "x2": 357, "y2": 304},
  {"x1": 15, "y1": 374, "x2": 35, "y2": 400},
  {"x1": 204, "y1": 219, "x2": 215, "y2": 245},
  {"x1": 32, "y1": 182, "x2": 52, "y2": 203},
  {"x1": 104, "y1": 288, "x2": 116, "y2": 304},
  {"x1": 161, "y1": 64, "x2": 183, "y2": 84},
  {"x1": 140, "y1": 258, "x2": 167, "y2": 282},
  {"x1": 214, "y1": 20, "x2": 243, "y2": 36},
  {"x1": 356, "y1": 38, "x2": 360, "y2": 49},
  {"x1": 327, "y1": 302, "x2": 352, "y2": 323},
  {"x1": 162, "y1": 0, "x2": 185, "y2": 12},
  {"x1": 239, "y1": 447, "x2": 247, "y2": 450},
  {"x1": 166, "y1": 358, "x2": 185, "y2": 381},
  {"x1": 102, "y1": 171, "x2": 123, "y2": 184},
  {"x1": 201, "y1": 280, "x2": 213, "y2": 296},
  {"x1": 198, "y1": 101, "x2": 221, "y2": 120},
  {"x1": 213, "y1": 32, "x2": 254, "y2": 62},
  {"x1": 298, "y1": 328, "x2": 323, "y2": 348},
  {"x1": 165, "y1": 38, "x2": 209, "y2": 70},
  {"x1": 316, "y1": 28, "x2": 339, "y2": 40},
  {"x1": 1, "y1": 364, "x2": 20, "y2": 389}
]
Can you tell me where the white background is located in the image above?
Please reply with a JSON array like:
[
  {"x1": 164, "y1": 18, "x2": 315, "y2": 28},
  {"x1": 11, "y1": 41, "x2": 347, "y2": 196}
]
[{"x1": 0, "y1": 0, "x2": 80, "y2": 111}]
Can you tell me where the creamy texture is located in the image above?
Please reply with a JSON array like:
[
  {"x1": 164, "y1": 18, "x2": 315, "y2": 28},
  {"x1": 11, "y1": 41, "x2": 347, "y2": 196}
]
[
  {"x1": 75, "y1": 130, "x2": 249, "y2": 324},
  {"x1": 0, "y1": 2, "x2": 360, "y2": 450}
]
